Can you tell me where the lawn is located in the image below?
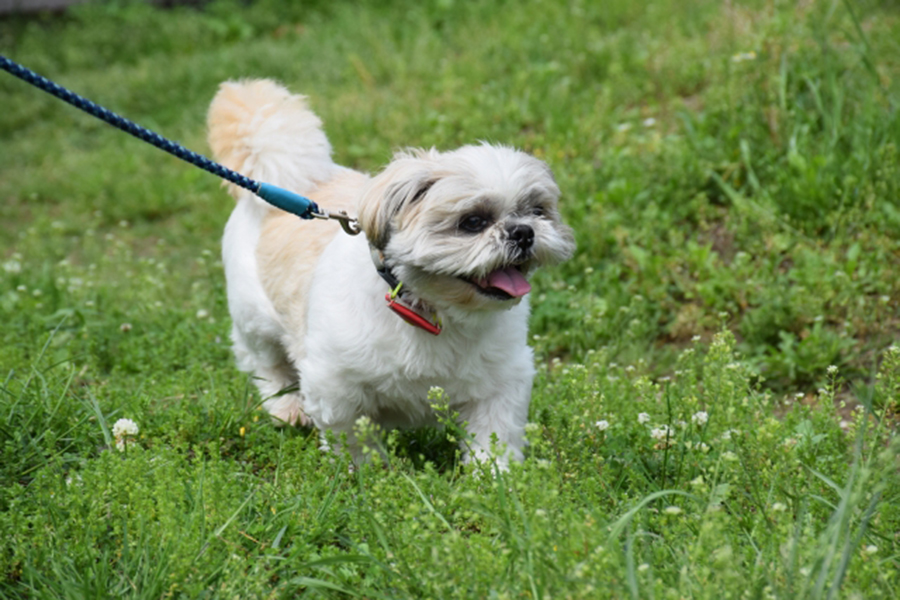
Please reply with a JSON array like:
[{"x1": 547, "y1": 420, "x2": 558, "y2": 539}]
[{"x1": 1, "y1": 0, "x2": 898, "y2": 597}]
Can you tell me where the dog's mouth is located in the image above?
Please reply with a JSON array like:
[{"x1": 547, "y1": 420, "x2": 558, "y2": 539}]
[{"x1": 461, "y1": 265, "x2": 532, "y2": 300}]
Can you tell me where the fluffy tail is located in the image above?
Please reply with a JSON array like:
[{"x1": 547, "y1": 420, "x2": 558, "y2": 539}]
[{"x1": 207, "y1": 79, "x2": 335, "y2": 202}]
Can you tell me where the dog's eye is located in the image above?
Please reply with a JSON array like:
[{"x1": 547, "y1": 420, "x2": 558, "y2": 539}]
[
  {"x1": 459, "y1": 214, "x2": 490, "y2": 233},
  {"x1": 532, "y1": 206, "x2": 546, "y2": 217}
]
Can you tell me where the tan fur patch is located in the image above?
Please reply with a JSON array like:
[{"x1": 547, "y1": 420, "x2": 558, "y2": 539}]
[{"x1": 256, "y1": 170, "x2": 369, "y2": 340}]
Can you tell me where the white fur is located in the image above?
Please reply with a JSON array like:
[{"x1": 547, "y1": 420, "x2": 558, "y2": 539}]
[{"x1": 209, "y1": 80, "x2": 574, "y2": 467}]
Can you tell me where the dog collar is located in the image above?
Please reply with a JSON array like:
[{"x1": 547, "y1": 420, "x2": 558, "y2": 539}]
[{"x1": 370, "y1": 246, "x2": 442, "y2": 336}]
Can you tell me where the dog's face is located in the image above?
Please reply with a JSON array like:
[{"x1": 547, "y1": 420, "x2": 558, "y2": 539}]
[{"x1": 358, "y1": 144, "x2": 575, "y2": 311}]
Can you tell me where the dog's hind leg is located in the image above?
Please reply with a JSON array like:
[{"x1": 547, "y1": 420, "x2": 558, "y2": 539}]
[{"x1": 231, "y1": 324, "x2": 309, "y2": 427}]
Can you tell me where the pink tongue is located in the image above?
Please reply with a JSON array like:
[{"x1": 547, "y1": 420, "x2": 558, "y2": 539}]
[{"x1": 477, "y1": 267, "x2": 531, "y2": 297}]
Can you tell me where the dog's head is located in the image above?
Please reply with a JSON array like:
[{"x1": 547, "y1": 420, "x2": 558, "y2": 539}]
[{"x1": 357, "y1": 144, "x2": 575, "y2": 311}]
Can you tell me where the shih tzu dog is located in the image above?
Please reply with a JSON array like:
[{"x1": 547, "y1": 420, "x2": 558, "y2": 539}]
[{"x1": 208, "y1": 80, "x2": 574, "y2": 466}]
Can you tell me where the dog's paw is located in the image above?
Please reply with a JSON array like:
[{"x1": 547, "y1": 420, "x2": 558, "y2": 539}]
[{"x1": 264, "y1": 394, "x2": 311, "y2": 427}]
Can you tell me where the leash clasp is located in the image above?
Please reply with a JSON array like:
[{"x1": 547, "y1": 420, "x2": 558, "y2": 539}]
[{"x1": 311, "y1": 208, "x2": 362, "y2": 236}]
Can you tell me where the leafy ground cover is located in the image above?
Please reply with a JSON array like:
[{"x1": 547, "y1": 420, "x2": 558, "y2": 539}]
[{"x1": 1, "y1": 0, "x2": 898, "y2": 597}]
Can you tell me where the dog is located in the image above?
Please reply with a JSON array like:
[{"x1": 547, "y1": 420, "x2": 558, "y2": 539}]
[{"x1": 207, "y1": 80, "x2": 574, "y2": 466}]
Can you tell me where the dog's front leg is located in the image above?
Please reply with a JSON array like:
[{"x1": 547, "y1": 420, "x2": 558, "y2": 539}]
[{"x1": 454, "y1": 382, "x2": 531, "y2": 470}]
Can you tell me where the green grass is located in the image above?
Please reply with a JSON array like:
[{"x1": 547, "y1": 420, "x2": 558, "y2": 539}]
[{"x1": 1, "y1": 0, "x2": 899, "y2": 597}]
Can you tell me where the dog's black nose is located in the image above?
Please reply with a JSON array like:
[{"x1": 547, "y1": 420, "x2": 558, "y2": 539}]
[{"x1": 507, "y1": 224, "x2": 534, "y2": 250}]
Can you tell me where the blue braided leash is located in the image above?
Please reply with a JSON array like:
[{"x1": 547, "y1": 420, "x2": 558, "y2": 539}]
[{"x1": 0, "y1": 55, "x2": 322, "y2": 220}]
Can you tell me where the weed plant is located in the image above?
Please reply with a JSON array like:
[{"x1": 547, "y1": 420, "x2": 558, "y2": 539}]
[{"x1": 1, "y1": 0, "x2": 898, "y2": 597}]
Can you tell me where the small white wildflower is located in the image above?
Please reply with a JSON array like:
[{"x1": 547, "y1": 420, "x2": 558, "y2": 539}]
[
  {"x1": 534, "y1": 509, "x2": 547, "y2": 518},
  {"x1": 650, "y1": 425, "x2": 671, "y2": 441},
  {"x1": 32, "y1": 289, "x2": 42, "y2": 297},
  {"x1": 2, "y1": 260, "x2": 21, "y2": 274},
  {"x1": 663, "y1": 505, "x2": 682, "y2": 515},
  {"x1": 799, "y1": 567, "x2": 811, "y2": 577},
  {"x1": 642, "y1": 117, "x2": 656, "y2": 127},
  {"x1": 827, "y1": 365, "x2": 838, "y2": 375},
  {"x1": 120, "y1": 323, "x2": 132, "y2": 332},
  {"x1": 637, "y1": 563, "x2": 649, "y2": 572},
  {"x1": 616, "y1": 123, "x2": 632, "y2": 133},
  {"x1": 722, "y1": 451, "x2": 739, "y2": 462},
  {"x1": 697, "y1": 442, "x2": 710, "y2": 453},
  {"x1": 795, "y1": 392, "x2": 805, "y2": 399},
  {"x1": 721, "y1": 429, "x2": 740, "y2": 441},
  {"x1": 537, "y1": 459, "x2": 551, "y2": 469},
  {"x1": 638, "y1": 412, "x2": 650, "y2": 424},
  {"x1": 524, "y1": 422, "x2": 541, "y2": 434},
  {"x1": 691, "y1": 335, "x2": 701, "y2": 342},
  {"x1": 676, "y1": 420, "x2": 687, "y2": 429},
  {"x1": 595, "y1": 420, "x2": 610, "y2": 431},
  {"x1": 864, "y1": 545, "x2": 878, "y2": 555},
  {"x1": 16, "y1": 284, "x2": 27, "y2": 292},
  {"x1": 196, "y1": 309, "x2": 209, "y2": 319},
  {"x1": 625, "y1": 365, "x2": 635, "y2": 373},
  {"x1": 771, "y1": 502, "x2": 787, "y2": 512},
  {"x1": 118, "y1": 220, "x2": 129, "y2": 228},
  {"x1": 692, "y1": 411, "x2": 708, "y2": 426}
]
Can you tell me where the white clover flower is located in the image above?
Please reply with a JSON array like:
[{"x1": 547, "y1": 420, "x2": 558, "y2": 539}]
[
  {"x1": 864, "y1": 545, "x2": 878, "y2": 555},
  {"x1": 691, "y1": 335, "x2": 702, "y2": 342},
  {"x1": 827, "y1": 365, "x2": 838, "y2": 375},
  {"x1": 663, "y1": 505, "x2": 682, "y2": 515},
  {"x1": 692, "y1": 411, "x2": 708, "y2": 426},
  {"x1": 112, "y1": 418, "x2": 139, "y2": 452},
  {"x1": 112, "y1": 418, "x2": 139, "y2": 438},
  {"x1": 650, "y1": 425, "x2": 671, "y2": 441},
  {"x1": 638, "y1": 412, "x2": 650, "y2": 424},
  {"x1": 595, "y1": 420, "x2": 610, "y2": 431},
  {"x1": 196, "y1": 309, "x2": 209, "y2": 319}
]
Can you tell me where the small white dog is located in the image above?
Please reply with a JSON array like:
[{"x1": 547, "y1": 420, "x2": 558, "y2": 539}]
[{"x1": 208, "y1": 80, "x2": 574, "y2": 466}]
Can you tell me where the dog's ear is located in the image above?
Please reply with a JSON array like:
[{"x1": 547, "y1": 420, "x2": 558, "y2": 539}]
[{"x1": 357, "y1": 149, "x2": 438, "y2": 249}]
